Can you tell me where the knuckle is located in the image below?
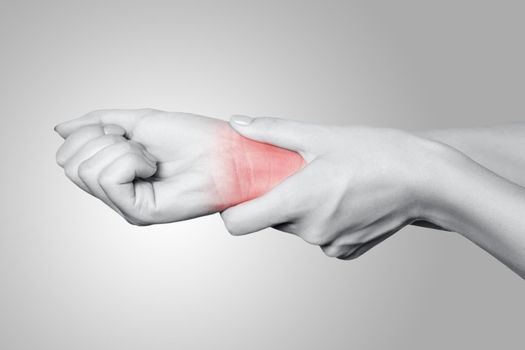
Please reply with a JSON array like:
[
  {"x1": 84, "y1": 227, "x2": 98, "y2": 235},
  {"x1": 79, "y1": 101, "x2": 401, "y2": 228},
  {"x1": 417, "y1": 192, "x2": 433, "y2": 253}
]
[
  {"x1": 76, "y1": 135, "x2": 123, "y2": 159},
  {"x1": 340, "y1": 248, "x2": 362, "y2": 260},
  {"x1": 118, "y1": 141, "x2": 134, "y2": 153},
  {"x1": 298, "y1": 226, "x2": 329, "y2": 246},
  {"x1": 256, "y1": 117, "x2": 277, "y2": 131},
  {"x1": 127, "y1": 140, "x2": 145, "y2": 152},
  {"x1": 135, "y1": 203, "x2": 159, "y2": 224},
  {"x1": 343, "y1": 252, "x2": 360, "y2": 260},
  {"x1": 321, "y1": 243, "x2": 352, "y2": 259},
  {"x1": 55, "y1": 148, "x2": 67, "y2": 167},
  {"x1": 107, "y1": 140, "x2": 131, "y2": 154},
  {"x1": 77, "y1": 161, "x2": 94, "y2": 179},
  {"x1": 105, "y1": 134, "x2": 126, "y2": 143},
  {"x1": 300, "y1": 232, "x2": 321, "y2": 245},
  {"x1": 321, "y1": 244, "x2": 342, "y2": 258},
  {"x1": 121, "y1": 207, "x2": 154, "y2": 226},
  {"x1": 64, "y1": 164, "x2": 76, "y2": 180},
  {"x1": 56, "y1": 155, "x2": 66, "y2": 167},
  {"x1": 126, "y1": 152, "x2": 143, "y2": 165},
  {"x1": 124, "y1": 216, "x2": 151, "y2": 227},
  {"x1": 120, "y1": 152, "x2": 135, "y2": 162},
  {"x1": 98, "y1": 171, "x2": 114, "y2": 187}
]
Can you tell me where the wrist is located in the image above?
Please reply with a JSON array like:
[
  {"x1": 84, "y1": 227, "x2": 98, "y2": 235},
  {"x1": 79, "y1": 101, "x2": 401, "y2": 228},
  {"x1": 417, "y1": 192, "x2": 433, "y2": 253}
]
[
  {"x1": 412, "y1": 138, "x2": 509, "y2": 238},
  {"x1": 211, "y1": 121, "x2": 305, "y2": 211},
  {"x1": 409, "y1": 137, "x2": 474, "y2": 231}
]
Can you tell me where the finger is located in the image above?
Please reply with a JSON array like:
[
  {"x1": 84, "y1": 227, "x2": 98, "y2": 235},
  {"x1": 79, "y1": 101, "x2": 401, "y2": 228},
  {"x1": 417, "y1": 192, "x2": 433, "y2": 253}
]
[
  {"x1": 56, "y1": 124, "x2": 126, "y2": 167},
  {"x1": 102, "y1": 124, "x2": 127, "y2": 137},
  {"x1": 229, "y1": 115, "x2": 321, "y2": 152},
  {"x1": 321, "y1": 228, "x2": 398, "y2": 260},
  {"x1": 220, "y1": 161, "x2": 319, "y2": 236},
  {"x1": 341, "y1": 233, "x2": 393, "y2": 260},
  {"x1": 344, "y1": 228, "x2": 399, "y2": 260},
  {"x1": 54, "y1": 108, "x2": 153, "y2": 139},
  {"x1": 63, "y1": 134, "x2": 127, "y2": 192},
  {"x1": 78, "y1": 141, "x2": 155, "y2": 215},
  {"x1": 99, "y1": 152, "x2": 158, "y2": 224},
  {"x1": 56, "y1": 125, "x2": 105, "y2": 167}
]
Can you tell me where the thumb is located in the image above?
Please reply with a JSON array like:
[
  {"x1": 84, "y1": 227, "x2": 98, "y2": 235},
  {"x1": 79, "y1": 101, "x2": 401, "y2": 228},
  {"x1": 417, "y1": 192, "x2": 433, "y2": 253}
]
[
  {"x1": 229, "y1": 115, "x2": 317, "y2": 152},
  {"x1": 99, "y1": 152, "x2": 158, "y2": 225}
]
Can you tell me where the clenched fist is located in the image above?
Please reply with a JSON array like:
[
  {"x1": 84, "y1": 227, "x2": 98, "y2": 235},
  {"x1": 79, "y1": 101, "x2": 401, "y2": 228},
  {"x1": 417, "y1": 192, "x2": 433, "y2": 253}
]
[{"x1": 55, "y1": 109, "x2": 304, "y2": 225}]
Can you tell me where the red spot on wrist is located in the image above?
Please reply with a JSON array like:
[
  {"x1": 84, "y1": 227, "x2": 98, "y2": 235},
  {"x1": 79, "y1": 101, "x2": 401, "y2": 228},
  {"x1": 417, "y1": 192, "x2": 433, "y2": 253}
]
[{"x1": 212, "y1": 124, "x2": 305, "y2": 210}]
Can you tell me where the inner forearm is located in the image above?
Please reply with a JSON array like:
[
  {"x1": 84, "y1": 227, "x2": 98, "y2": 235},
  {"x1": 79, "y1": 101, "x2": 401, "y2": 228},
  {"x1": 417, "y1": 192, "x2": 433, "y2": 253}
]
[
  {"x1": 417, "y1": 122, "x2": 525, "y2": 187},
  {"x1": 422, "y1": 147, "x2": 525, "y2": 278}
]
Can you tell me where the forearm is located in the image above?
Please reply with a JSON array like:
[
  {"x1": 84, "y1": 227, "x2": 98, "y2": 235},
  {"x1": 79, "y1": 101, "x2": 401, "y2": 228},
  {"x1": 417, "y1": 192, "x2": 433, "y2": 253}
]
[
  {"x1": 417, "y1": 122, "x2": 525, "y2": 187},
  {"x1": 421, "y1": 145, "x2": 525, "y2": 278}
]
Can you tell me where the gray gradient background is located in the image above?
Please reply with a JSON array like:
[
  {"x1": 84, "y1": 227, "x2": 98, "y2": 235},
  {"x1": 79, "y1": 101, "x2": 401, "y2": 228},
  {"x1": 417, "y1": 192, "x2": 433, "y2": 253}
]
[{"x1": 1, "y1": 0, "x2": 524, "y2": 349}]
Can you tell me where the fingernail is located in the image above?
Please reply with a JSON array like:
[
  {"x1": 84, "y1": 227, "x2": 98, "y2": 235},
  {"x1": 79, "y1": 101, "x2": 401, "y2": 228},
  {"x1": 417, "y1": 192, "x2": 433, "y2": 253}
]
[{"x1": 230, "y1": 115, "x2": 253, "y2": 126}]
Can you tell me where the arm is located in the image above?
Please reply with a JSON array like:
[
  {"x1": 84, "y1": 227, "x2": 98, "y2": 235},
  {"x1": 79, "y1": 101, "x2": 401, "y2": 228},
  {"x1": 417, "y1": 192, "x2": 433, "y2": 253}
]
[
  {"x1": 418, "y1": 123, "x2": 525, "y2": 187},
  {"x1": 221, "y1": 116, "x2": 525, "y2": 279},
  {"x1": 56, "y1": 110, "x2": 525, "y2": 278},
  {"x1": 422, "y1": 148, "x2": 525, "y2": 277},
  {"x1": 413, "y1": 123, "x2": 525, "y2": 231}
]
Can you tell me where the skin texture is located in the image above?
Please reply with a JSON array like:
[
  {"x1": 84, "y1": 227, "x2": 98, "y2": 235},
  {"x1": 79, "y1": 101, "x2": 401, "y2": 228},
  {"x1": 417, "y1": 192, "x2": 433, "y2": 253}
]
[
  {"x1": 213, "y1": 124, "x2": 305, "y2": 210},
  {"x1": 418, "y1": 123, "x2": 525, "y2": 188},
  {"x1": 222, "y1": 116, "x2": 525, "y2": 278},
  {"x1": 55, "y1": 109, "x2": 525, "y2": 278},
  {"x1": 55, "y1": 109, "x2": 304, "y2": 225},
  {"x1": 221, "y1": 117, "x2": 442, "y2": 258}
]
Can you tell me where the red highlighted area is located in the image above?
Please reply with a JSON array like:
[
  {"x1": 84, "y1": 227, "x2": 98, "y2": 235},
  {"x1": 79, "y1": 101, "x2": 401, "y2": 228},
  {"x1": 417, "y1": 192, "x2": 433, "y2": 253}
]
[{"x1": 213, "y1": 125, "x2": 305, "y2": 210}]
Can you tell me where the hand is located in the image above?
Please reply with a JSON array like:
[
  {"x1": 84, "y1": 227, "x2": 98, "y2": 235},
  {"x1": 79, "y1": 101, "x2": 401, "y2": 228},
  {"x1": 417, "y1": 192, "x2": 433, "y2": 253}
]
[
  {"x1": 220, "y1": 116, "x2": 456, "y2": 259},
  {"x1": 55, "y1": 109, "x2": 303, "y2": 225}
]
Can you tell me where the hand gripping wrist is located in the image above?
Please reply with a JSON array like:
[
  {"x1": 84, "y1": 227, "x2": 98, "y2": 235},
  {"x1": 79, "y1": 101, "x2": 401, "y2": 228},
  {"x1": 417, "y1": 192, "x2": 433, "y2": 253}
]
[{"x1": 212, "y1": 123, "x2": 305, "y2": 210}]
